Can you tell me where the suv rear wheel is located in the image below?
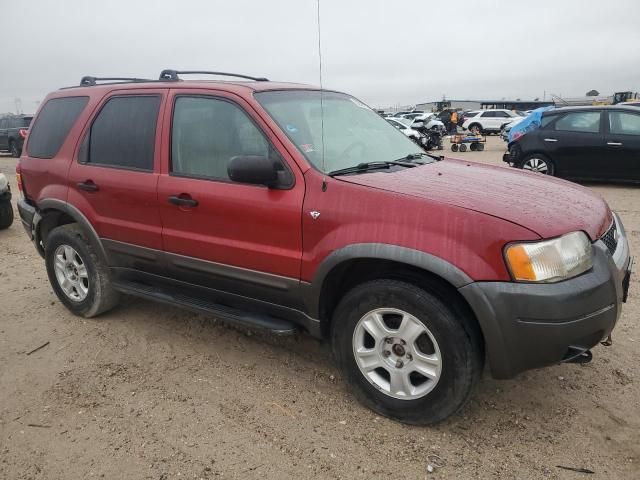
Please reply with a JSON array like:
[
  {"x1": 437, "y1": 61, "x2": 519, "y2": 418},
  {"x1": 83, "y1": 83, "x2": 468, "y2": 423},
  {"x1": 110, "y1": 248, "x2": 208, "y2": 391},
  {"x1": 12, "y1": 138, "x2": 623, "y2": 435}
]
[
  {"x1": 468, "y1": 123, "x2": 482, "y2": 135},
  {"x1": 45, "y1": 224, "x2": 119, "y2": 317},
  {"x1": 332, "y1": 279, "x2": 482, "y2": 425},
  {"x1": 9, "y1": 140, "x2": 20, "y2": 158}
]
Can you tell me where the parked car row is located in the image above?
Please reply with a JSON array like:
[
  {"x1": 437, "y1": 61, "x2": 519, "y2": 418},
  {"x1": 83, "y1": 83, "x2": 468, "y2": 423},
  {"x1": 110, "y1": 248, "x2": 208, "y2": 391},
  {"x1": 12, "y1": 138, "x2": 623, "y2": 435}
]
[{"x1": 0, "y1": 114, "x2": 33, "y2": 157}]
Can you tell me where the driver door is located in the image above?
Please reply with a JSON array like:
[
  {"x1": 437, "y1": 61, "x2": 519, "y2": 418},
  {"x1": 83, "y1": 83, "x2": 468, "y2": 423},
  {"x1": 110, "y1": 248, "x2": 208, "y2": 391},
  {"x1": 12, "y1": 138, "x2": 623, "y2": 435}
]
[{"x1": 157, "y1": 89, "x2": 305, "y2": 303}]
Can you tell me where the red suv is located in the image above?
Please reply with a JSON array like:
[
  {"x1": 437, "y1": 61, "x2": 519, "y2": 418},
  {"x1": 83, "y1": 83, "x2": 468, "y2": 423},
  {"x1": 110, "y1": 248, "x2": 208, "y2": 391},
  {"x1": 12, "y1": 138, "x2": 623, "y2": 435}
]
[{"x1": 16, "y1": 70, "x2": 632, "y2": 424}]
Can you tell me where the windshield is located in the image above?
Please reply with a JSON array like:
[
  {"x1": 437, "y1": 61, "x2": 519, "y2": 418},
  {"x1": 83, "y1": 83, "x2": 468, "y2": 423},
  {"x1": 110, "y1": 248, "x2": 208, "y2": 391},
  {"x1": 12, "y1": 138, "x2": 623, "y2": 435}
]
[{"x1": 255, "y1": 90, "x2": 421, "y2": 173}]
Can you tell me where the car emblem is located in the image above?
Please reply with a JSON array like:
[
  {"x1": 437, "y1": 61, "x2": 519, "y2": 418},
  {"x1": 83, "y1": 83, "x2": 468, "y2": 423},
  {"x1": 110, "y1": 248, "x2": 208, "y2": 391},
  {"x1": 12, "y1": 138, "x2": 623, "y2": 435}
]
[{"x1": 310, "y1": 211, "x2": 321, "y2": 220}]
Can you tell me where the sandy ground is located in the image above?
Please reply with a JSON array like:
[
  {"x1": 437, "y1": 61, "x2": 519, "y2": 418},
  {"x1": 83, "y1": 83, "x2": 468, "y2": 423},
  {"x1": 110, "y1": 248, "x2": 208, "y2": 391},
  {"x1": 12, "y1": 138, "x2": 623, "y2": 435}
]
[{"x1": 0, "y1": 137, "x2": 638, "y2": 480}]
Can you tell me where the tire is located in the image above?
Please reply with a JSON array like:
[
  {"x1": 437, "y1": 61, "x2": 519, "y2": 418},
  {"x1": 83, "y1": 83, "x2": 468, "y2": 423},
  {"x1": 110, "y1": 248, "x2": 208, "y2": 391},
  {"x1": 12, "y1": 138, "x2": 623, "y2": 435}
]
[
  {"x1": 469, "y1": 143, "x2": 477, "y2": 151},
  {"x1": 468, "y1": 123, "x2": 482, "y2": 135},
  {"x1": 451, "y1": 144, "x2": 459, "y2": 152},
  {"x1": 45, "y1": 224, "x2": 119, "y2": 318},
  {"x1": 477, "y1": 143, "x2": 484, "y2": 151},
  {"x1": 332, "y1": 280, "x2": 483, "y2": 425},
  {"x1": 459, "y1": 144, "x2": 467, "y2": 152},
  {"x1": 9, "y1": 140, "x2": 20, "y2": 158},
  {"x1": 0, "y1": 201, "x2": 13, "y2": 229},
  {"x1": 519, "y1": 154, "x2": 554, "y2": 175}
]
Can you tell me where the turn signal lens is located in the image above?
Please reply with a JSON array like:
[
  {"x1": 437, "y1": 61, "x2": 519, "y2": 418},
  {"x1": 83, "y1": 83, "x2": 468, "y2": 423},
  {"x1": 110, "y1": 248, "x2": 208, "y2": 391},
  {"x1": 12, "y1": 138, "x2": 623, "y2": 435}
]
[{"x1": 504, "y1": 231, "x2": 593, "y2": 283}]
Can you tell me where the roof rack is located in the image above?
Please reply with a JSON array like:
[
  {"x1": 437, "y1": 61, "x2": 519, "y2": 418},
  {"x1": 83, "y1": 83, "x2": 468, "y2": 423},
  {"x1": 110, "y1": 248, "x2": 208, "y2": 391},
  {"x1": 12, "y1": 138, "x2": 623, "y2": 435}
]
[
  {"x1": 80, "y1": 76, "x2": 153, "y2": 86},
  {"x1": 159, "y1": 69, "x2": 269, "y2": 82}
]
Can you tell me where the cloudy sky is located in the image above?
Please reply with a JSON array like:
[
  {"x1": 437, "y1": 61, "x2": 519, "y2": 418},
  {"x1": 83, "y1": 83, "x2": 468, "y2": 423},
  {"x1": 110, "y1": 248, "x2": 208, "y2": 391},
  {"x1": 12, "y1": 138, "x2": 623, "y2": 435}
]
[{"x1": 1, "y1": 0, "x2": 638, "y2": 113}]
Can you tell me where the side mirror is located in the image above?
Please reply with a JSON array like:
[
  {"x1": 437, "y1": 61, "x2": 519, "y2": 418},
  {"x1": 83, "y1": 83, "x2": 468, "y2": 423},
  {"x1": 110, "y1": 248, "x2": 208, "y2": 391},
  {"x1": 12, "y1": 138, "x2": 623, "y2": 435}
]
[{"x1": 228, "y1": 155, "x2": 280, "y2": 188}]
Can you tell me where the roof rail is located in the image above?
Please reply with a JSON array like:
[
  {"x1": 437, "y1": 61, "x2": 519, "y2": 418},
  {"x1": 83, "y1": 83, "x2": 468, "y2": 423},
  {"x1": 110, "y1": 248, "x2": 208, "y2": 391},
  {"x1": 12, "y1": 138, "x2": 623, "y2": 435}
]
[
  {"x1": 80, "y1": 76, "x2": 153, "y2": 86},
  {"x1": 159, "y1": 69, "x2": 269, "y2": 82}
]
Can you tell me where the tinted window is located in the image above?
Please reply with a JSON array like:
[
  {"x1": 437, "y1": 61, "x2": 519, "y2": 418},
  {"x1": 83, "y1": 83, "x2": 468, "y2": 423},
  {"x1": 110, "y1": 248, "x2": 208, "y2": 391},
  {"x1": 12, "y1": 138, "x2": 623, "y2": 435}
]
[
  {"x1": 28, "y1": 97, "x2": 89, "y2": 158},
  {"x1": 555, "y1": 112, "x2": 601, "y2": 133},
  {"x1": 464, "y1": 112, "x2": 479, "y2": 118},
  {"x1": 20, "y1": 117, "x2": 33, "y2": 128},
  {"x1": 493, "y1": 111, "x2": 510, "y2": 118},
  {"x1": 0, "y1": 119, "x2": 7, "y2": 129},
  {"x1": 86, "y1": 96, "x2": 160, "y2": 170},
  {"x1": 608, "y1": 112, "x2": 640, "y2": 135},
  {"x1": 481, "y1": 111, "x2": 496, "y2": 118},
  {"x1": 171, "y1": 96, "x2": 274, "y2": 180}
]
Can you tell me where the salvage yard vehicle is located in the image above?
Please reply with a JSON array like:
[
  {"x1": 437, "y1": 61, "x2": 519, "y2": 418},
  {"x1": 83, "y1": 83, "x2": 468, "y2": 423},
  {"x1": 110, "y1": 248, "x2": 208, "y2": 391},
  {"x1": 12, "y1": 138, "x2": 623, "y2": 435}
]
[
  {"x1": 0, "y1": 173, "x2": 13, "y2": 229},
  {"x1": 16, "y1": 70, "x2": 632, "y2": 425},
  {"x1": 0, "y1": 114, "x2": 32, "y2": 157},
  {"x1": 504, "y1": 105, "x2": 640, "y2": 182},
  {"x1": 386, "y1": 118, "x2": 427, "y2": 146},
  {"x1": 463, "y1": 109, "x2": 522, "y2": 135}
]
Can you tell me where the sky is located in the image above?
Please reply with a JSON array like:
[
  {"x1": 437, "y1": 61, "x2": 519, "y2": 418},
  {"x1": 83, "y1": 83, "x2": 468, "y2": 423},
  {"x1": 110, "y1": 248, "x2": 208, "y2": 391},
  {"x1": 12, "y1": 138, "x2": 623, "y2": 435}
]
[{"x1": 1, "y1": 0, "x2": 639, "y2": 113}]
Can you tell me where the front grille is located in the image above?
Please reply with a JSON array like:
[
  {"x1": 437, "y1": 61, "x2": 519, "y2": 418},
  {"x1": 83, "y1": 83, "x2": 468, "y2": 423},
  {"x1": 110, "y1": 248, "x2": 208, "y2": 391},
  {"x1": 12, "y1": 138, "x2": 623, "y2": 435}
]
[{"x1": 600, "y1": 221, "x2": 618, "y2": 255}]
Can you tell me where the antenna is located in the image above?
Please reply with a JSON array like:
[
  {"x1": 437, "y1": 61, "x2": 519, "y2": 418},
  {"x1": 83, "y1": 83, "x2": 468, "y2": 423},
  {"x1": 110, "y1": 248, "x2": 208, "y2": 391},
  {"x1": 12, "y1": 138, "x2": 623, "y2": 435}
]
[{"x1": 316, "y1": 0, "x2": 326, "y2": 185}]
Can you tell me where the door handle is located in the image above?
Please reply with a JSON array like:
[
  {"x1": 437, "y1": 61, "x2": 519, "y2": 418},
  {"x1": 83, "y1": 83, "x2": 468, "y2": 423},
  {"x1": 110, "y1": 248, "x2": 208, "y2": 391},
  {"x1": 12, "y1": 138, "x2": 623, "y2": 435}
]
[
  {"x1": 607, "y1": 142, "x2": 623, "y2": 146},
  {"x1": 543, "y1": 138, "x2": 558, "y2": 142},
  {"x1": 77, "y1": 180, "x2": 99, "y2": 192},
  {"x1": 168, "y1": 195, "x2": 198, "y2": 207}
]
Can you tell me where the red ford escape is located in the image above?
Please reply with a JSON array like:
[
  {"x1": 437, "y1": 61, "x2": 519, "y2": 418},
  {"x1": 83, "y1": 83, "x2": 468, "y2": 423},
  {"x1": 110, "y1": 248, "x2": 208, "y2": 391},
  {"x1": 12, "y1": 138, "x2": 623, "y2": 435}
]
[{"x1": 16, "y1": 70, "x2": 632, "y2": 424}]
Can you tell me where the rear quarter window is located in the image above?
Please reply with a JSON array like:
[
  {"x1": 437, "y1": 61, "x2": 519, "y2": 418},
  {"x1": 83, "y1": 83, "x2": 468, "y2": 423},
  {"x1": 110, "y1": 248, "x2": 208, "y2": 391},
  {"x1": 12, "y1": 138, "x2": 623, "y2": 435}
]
[{"x1": 27, "y1": 97, "x2": 89, "y2": 158}]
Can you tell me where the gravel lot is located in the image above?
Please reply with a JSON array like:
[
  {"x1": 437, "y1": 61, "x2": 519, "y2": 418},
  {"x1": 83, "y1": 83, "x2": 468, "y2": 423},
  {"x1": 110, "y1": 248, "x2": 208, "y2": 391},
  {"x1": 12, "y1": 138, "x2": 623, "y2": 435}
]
[{"x1": 1, "y1": 136, "x2": 638, "y2": 479}]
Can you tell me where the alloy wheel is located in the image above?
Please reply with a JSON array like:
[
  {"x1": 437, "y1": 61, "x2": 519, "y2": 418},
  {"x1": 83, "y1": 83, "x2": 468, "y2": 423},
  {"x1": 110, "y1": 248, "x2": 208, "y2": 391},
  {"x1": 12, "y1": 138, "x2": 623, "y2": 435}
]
[
  {"x1": 352, "y1": 308, "x2": 442, "y2": 400},
  {"x1": 53, "y1": 245, "x2": 89, "y2": 302},
  {"x1": 522, "y1": 157, "x2": 549, "y2": 174}
]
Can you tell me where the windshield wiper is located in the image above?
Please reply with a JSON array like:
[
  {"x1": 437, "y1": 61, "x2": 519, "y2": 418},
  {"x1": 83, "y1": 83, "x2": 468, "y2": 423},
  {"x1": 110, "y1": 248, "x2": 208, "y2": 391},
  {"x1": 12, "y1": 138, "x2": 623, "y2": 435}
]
[
  {"x1": 396, "y1": 152, "x2": 442, "y2": 162},
  {"x1": 328, "y1": 160, "x2": 416, "y2": 177}
]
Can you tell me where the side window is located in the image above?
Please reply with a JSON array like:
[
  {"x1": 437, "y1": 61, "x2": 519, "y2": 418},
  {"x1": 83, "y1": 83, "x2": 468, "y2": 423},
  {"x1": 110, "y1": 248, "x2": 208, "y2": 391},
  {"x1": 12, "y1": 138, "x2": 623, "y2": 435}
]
[
  {"x1": 494, "y1": 111, "x2": 510, "y2": 118},
  {"x1": 540, "y1": 115, "x2": 555, "y2": 129},
  {"x1": 85, "y1": 95, "x2": 160, "y2": 170},
  {"x1": 27, "y1": 96, "x2": 89, "y2": 159},
  {"x1": 608, "y1": 112, "x2": 640, "y2": 136},
  {"x1": 555, "y1": 112, "x2": 601, "y2": 133},
  {"x1": 481, "y1": 111, "x2": 495, "y2": 118},
  {"x1": 171, "y1": 96, "x2": 276, "y2": 181},
  {"x1": 0, "y1": 119, "x2": 7, "y2": 129}
]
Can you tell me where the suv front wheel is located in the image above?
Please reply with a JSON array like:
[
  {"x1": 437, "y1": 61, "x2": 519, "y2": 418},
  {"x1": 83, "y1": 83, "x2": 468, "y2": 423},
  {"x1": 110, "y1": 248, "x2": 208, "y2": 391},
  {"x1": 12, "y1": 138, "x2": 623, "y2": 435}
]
[
  {"x1": 45, "y1": 224, "x2": 119, "y2": 317},
  {"x1": 332, "y1": 279, "x2": 482, "y2": 425}
]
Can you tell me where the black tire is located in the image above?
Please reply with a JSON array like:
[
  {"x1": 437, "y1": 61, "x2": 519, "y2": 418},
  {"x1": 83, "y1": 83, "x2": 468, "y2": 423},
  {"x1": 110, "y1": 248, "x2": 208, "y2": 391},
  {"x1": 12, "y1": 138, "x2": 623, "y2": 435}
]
[
  {"x1": 519, "y1": 154, "x2": 554, "y2": 176},
  {"x1": 477, "y1": 143, "x2": 485, "y2": 151},
  {"x1": 459, "y1": 144, "x2": 467, "y2": 152},
  {"x1": 469, "y1": 143, "x2": 477, "y2": 151},
  {"x1": 9, "y1": 140, "x2": 20, "y2": 158},
  {"x1": 468, "y1": 123, "x2": 482, "y2": 135},
  {"x1": 451, "y1": 144, "x2": 459, "y2": 152},
  {"x1": 332, "y1": 280, "x2": 483, "y2": 425},
  {"x1": 0, "y1": 201, "x2": 13, "y2": 229},
  {"x1": 45, "y1": 224, "x2": 119, "y2": 318}
]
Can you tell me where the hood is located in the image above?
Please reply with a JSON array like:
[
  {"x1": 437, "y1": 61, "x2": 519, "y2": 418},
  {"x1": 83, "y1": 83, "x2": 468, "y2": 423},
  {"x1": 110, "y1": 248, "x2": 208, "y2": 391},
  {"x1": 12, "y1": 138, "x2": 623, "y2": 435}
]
[{"x1": 339, "y1": 159, "x2": 611, "y2": 240}]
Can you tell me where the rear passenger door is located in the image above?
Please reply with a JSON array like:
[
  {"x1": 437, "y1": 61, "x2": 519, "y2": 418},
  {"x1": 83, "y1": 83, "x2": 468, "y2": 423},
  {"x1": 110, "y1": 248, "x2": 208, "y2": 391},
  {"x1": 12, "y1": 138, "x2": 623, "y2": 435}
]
[
  {"x1": 0, "y1": 118, "x2": 8, "y2": 150},
  {"x1": 157, "y1": 89, "x2": 305, "y2": 307},
  {"x1": 543, "y1": 110, "x2": 605, "y2": 178},
  {"x1": 67, "y1": 90, "x2": 166, "y2": 275}
]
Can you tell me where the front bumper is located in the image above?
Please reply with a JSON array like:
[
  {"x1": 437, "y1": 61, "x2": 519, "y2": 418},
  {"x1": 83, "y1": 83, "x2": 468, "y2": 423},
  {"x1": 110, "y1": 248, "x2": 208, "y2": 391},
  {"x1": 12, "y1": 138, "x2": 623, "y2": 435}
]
[{"x1": 460, "y1": 213, "x2": 632, "y2": 379}]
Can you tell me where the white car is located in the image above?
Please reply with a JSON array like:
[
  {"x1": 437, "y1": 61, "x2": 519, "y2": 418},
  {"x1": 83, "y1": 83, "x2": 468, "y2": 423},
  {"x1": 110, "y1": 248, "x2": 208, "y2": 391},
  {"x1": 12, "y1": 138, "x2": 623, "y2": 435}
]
[
  {"x1": 462, "y1": 109, "x2": 523, "y2": 134},
  {"x1": 386, "y1": 118, "x2": 426, "y2": 145},
  {"x1": 396, "y1": 113, "x2": 445, "y2": 132}
]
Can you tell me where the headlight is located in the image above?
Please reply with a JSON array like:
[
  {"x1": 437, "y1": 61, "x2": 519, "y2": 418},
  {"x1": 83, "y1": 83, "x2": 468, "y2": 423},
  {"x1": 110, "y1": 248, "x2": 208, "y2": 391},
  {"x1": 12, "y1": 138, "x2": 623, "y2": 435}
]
[{"x1": 504, "y1": 231, "x2": 593, "y2": 283}]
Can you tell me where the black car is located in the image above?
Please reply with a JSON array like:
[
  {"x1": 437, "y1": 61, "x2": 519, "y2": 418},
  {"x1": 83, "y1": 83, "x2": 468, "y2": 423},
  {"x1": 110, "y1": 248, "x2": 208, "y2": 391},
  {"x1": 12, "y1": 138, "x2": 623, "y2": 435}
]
[
  {"x1": 504, "y1": 105, "x2": 640, "y2": 182},
  {"x1": 0, "y1": 114, "x2": 33, "y2": 157}
]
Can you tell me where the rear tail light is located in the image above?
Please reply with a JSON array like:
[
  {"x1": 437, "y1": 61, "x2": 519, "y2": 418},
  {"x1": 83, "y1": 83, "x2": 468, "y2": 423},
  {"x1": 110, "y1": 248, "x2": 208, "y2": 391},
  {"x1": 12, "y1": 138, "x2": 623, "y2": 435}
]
[
  {"x1": 16, "y1": 162, "x2": 24, "y2": 196},
  {"x1": 19, "y1": 128, "x2": 28, "y2": 139}
]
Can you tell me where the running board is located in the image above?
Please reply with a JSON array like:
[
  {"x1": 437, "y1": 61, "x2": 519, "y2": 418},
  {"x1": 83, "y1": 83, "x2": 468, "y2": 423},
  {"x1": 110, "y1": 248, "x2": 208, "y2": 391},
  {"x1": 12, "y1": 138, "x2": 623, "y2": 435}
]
[{"x1": 113, "y1": 280, "x2": 298, "y2": 335}]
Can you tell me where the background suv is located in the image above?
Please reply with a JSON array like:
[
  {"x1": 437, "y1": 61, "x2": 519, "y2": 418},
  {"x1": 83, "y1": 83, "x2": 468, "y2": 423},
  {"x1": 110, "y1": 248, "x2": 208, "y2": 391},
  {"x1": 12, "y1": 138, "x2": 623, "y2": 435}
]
[
  {"x1": 0, "y1": 114, "x2": 32, "y2": 157},
  {"x1": 16, "y1": 71, "x2": 632, "y2": 425},
  {"x1": 463, "y1": 109, "x2": 522, "y2": 134},
  {"x1": 505, "y1": 105, "x2": 640, "y2": 182}
]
